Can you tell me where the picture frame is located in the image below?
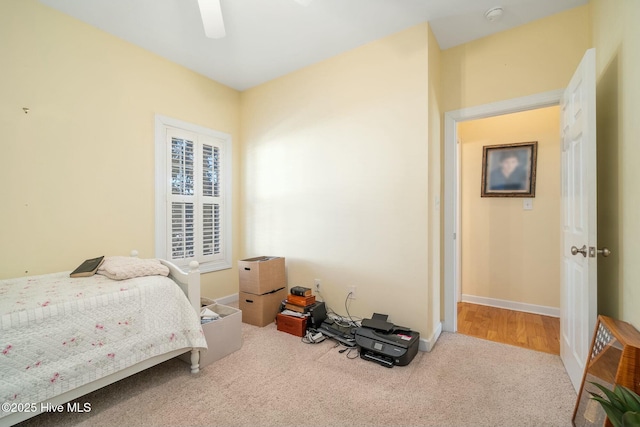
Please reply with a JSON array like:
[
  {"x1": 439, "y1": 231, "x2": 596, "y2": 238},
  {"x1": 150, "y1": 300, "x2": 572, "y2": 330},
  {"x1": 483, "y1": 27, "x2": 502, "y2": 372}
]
[{"x1": 481, "y1": 141, "x2": 538, "y2": 197}]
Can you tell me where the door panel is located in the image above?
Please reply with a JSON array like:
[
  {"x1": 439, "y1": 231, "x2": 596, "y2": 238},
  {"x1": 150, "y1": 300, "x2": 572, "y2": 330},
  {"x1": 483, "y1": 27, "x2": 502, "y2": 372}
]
[{"x1": 560, "y1": 48, "x2": 597, "y2": 392}]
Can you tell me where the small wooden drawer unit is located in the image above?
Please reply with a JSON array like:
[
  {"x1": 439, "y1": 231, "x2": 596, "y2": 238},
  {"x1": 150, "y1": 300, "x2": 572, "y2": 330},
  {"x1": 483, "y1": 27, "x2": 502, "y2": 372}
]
[{"x1": 276, "y1": 313, "x2": 307, "y2": 337}]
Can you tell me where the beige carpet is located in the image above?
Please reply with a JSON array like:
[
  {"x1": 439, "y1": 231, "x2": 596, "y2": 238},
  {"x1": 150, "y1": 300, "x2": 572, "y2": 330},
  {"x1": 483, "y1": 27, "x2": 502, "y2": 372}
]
[{"x1": 17, "y1": 323, "x2": 577, "y2": 427}]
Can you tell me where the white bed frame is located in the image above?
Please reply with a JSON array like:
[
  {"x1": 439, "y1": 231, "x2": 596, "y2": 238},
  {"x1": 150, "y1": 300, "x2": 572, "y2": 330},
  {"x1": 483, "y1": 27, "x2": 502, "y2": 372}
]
[
  {"x1": 3, "y1": 252, "x2": 202, "y2": 427},
  {"x1": 158, "y1": 256, "x2": 202, "y2": 374}
]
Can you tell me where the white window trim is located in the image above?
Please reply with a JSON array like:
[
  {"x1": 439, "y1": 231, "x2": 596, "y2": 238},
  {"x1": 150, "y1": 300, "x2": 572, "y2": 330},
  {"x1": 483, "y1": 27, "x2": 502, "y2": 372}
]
[{"x1": 155, "y1": 114, "x2": 232, "y2": 273}]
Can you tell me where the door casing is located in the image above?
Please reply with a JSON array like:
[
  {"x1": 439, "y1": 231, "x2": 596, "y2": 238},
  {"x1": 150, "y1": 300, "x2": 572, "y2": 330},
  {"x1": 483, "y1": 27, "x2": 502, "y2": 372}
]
[{"x1": 443, "y1": 89, "x2": 564, "y2": 332}]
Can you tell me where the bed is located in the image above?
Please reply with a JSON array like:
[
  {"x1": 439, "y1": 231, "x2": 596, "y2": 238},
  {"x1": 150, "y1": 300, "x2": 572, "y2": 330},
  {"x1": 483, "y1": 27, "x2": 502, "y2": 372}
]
[{"x1": 0, "y1": 253, "x2": 207, "y2": 426}]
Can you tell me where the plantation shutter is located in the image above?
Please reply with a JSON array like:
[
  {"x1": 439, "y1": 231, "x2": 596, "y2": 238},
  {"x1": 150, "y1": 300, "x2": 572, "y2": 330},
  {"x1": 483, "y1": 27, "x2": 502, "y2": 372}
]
[
  {"x1": 166, "y1": 129, "x2": 224, "y2": 264},
  {"x1": 200, "y1": 142, "x2": 222, "y2": 258},
  {"x1": 171, "y1": 201, "x2": 194, "y2": 259}
]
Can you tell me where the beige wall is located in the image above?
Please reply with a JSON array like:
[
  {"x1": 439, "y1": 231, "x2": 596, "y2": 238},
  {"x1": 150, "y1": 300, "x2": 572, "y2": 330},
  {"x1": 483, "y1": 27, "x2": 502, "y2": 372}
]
[
  {"x1": 427, "y1": 25, "x2": 443, "y2": 336},
  {"x1": 440, "y1": 5, "x2": 590, "y2": 321},
  {"x1": 441, "y1": 6, "x2": 591, "y2": 112},
  {"x1": 458, "y1": 107, "x2": 561, "y2": 309},
  {"x1": 591, "y1": 0, "x2": 640, "y2": 329},
  {"x1": 240, "y1": 24, "x2": 436, "y2": 337},
  {"x1": 0, "y1": 0, "x2": 241, "y2": 299},
  {"x1": 5, "y1": 0, "x2": 636, "y2": 338}
]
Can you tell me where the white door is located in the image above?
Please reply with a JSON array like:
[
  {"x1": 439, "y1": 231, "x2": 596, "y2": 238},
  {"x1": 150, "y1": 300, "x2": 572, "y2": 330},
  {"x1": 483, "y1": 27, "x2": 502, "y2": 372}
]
[{"x1": 560, "y1": 48, "x2": 598, "y2": 392}]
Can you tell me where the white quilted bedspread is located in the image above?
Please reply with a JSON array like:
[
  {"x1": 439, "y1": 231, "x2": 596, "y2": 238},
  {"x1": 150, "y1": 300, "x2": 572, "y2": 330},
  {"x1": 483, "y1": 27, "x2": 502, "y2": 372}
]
[{"x1": 0, "y1": 272, "x2": 207, "y2": 417}]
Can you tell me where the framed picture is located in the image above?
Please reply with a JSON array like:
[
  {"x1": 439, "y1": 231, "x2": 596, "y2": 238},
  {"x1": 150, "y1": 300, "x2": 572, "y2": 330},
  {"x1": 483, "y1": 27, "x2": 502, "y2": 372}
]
[{"x1": 481, "y1": 141, "x2": 538, "y2": 197}]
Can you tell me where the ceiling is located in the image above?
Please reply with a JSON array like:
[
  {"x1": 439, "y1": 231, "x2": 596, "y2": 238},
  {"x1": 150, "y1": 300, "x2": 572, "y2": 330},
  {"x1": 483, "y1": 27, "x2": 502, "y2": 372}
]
[{"x1": 39, "y1": 0, "x2": 587, "y2": 91}]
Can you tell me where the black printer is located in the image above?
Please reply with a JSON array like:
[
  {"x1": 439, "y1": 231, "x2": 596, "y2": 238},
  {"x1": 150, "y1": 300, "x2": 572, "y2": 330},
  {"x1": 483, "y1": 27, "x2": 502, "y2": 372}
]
[{"x1": 355, "y1": 314, "x2": 420, "y2": 368}]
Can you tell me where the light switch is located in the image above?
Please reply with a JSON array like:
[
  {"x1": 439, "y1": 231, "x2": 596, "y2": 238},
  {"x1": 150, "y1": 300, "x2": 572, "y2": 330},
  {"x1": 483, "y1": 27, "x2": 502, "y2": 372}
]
[{"x1": 523, "y1": 198, "x2": 533, "y2": 210}]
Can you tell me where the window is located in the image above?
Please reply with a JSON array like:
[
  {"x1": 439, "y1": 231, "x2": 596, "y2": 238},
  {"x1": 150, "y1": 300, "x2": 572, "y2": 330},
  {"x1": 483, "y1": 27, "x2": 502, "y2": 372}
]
[{"x1": 155, "y1": 115, "x2": 232, "y2": 272}]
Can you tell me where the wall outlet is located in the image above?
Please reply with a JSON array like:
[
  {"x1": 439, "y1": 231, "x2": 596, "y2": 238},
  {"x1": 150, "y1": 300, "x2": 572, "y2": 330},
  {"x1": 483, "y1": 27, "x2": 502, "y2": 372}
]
[
  {"x1": 347, "y1": 286, "x2": 357, "y2": 299},
  {"x1": 314, "y1": 279, "x2": 321, "y2": 292}
]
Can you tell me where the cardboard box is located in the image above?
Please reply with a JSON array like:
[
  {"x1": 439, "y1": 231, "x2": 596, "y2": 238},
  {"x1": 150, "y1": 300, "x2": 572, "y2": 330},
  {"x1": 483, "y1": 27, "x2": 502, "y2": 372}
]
[
  {"x1": 181, "y1": 303, "x2": 242, "y2": 369},
  {"x1": 276, "y1": 313, "x2": 307, "y2": 337},
  {"x1": 239, "y1": 287, "x2": 287, "y2": 327},
  {"x1": 238, "y1": 256, "x2": 286, "y2": 295}
]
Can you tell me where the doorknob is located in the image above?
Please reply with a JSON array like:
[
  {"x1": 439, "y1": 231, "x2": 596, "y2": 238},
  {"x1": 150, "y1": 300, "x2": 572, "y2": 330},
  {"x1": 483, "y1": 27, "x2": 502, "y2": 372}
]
[
  {"x1": 571, "y1": 245, "x2": 587, "y2": 257},
  {"x1": 587, "y1": 246, "x2": 612, "y2": 257}
]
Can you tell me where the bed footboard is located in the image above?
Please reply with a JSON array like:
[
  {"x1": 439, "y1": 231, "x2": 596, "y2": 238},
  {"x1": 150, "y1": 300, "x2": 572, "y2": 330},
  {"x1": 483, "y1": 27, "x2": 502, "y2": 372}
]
[
  {"x1": 158, "y1": 258, "x2": 202, "y2": 373},
  {"x1": 131, "y1": 251, "x2": 202, "y2": 373}
]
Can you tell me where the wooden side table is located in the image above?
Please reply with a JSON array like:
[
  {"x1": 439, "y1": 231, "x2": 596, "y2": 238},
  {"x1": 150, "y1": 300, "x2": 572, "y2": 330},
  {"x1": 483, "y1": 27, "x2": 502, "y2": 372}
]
[{"x1": 572, "y1": 315, "x2": 640, "y2": 427}]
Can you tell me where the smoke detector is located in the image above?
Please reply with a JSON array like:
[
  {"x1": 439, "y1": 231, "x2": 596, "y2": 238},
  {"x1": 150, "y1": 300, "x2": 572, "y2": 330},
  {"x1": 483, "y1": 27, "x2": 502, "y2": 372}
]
[{"x1": 485, "y1": 6, "x2": 504, "y2": 22}]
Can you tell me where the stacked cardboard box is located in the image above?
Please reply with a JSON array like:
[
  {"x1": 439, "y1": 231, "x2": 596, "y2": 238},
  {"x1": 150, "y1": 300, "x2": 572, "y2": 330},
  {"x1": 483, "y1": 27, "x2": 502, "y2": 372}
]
[{"x1": 238, "y1": 256, "x2": 287, "y2": 327}]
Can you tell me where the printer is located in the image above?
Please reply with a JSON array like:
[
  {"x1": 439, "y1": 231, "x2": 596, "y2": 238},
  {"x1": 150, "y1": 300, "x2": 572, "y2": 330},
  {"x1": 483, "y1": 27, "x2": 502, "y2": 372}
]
[{"x1": 355, "y1": 313, "x2": 420, "y2": 368}]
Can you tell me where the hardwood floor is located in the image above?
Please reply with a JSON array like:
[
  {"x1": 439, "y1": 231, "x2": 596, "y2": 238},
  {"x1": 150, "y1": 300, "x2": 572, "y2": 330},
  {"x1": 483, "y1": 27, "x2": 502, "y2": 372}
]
[{"x1": 457, "y1": 302, "x2": 560, "y2": 355}]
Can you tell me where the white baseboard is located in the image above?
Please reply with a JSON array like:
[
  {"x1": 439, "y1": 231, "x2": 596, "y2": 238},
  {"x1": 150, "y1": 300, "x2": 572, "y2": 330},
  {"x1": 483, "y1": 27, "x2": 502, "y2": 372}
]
[
  {"x1": 215, "y1": 293, "x2": 239, "y2": 305},
  {"x1": 461, "y1": 294, "x2": 559, "y2": 318},
  {"x1": 419, "y1": 321, "x2": 442, "y2": 352}
]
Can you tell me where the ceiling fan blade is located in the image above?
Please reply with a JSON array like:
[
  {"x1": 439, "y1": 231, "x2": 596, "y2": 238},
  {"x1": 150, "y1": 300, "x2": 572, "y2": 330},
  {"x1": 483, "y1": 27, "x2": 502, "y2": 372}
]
[
  {"x1": 197, "y1": 0, "x2": 226, "y2": 39},
  {"x1": 294, "y1": 0, "x2": 313, "y2": 6}
]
